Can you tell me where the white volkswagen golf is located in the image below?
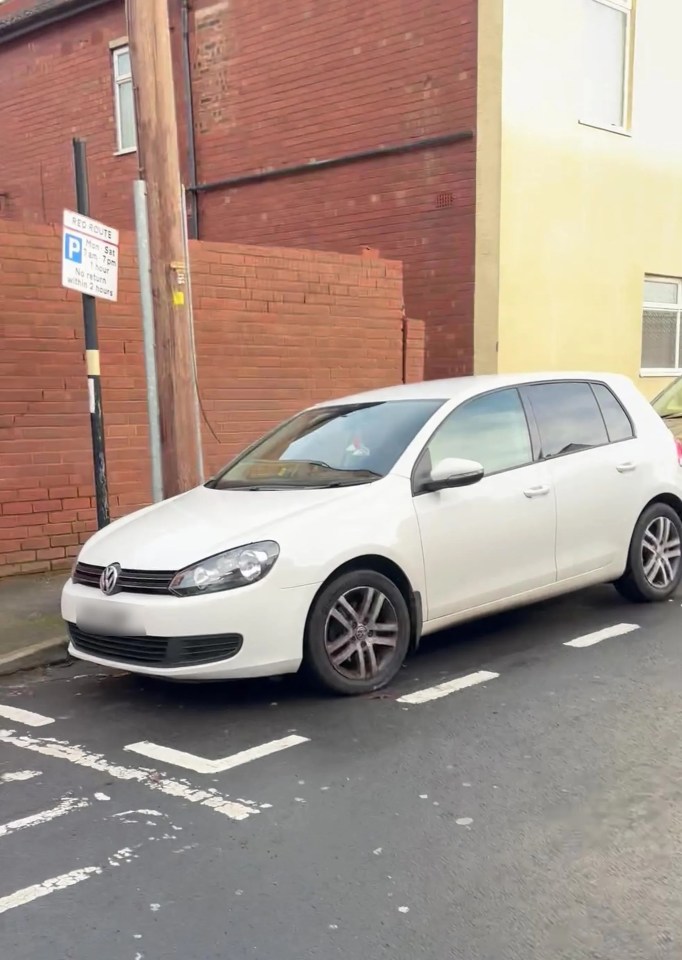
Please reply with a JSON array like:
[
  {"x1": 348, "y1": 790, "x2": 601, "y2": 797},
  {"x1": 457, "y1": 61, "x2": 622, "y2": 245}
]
[{"x1": 63, "y1": 373, "x2": 682, "y2": 695}]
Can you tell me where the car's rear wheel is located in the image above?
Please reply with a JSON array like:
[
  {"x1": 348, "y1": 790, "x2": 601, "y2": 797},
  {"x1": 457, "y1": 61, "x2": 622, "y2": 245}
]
[
  {"x1": 303, "y1": 570, "x2": 411, "y2": 695},
  {"x1": 614, "y1": 502, "x2": 682, "y2": 603}
]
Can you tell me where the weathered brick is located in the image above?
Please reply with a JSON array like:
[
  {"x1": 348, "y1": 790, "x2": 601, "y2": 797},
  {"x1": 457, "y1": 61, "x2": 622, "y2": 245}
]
[
  {"x1": 0, "y1": 221, "x2": 424, "y2": 575},
  {"x1": 0, "y1": 0, "x2": 474, "y2": 380}
]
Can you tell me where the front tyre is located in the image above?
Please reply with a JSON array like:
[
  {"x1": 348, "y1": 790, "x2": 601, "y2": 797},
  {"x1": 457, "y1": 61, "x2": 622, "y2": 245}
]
[
  {"x1": 614, "y1": 502, "x2": 682, "y2": 603},
  {"x1": 303, "y1": 570, "x2": 411, "y2": 695}
]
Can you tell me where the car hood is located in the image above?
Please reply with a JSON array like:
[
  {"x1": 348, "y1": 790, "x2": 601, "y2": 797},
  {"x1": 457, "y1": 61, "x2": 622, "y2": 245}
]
[{"x1": 79, "y1": 483, "x2": 371, "y2": 570}]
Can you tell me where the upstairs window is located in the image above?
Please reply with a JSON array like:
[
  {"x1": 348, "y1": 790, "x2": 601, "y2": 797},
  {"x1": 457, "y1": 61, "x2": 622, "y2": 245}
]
[
  {"x1": 113, "y1": 45, "x2": 136, "y2": 153},
  {"x1": 581, "y1": 0, "x2": 633, "y2": 132}
]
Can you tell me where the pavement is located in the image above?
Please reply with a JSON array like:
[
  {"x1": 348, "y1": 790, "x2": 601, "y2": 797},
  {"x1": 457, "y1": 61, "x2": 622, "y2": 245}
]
[
  {"x1": 0, "y1": 573, "x2": 69, "y2": 676},
  {"x1": 1, "y1": 584, "x2": 681, "y2": 959}
]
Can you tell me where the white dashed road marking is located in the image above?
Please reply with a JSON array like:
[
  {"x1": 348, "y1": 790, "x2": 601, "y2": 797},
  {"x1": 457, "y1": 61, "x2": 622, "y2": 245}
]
[
  {"x1": 0, "y1": 770, "x2": 41, "y2": 783},
  {"x1": 0, "y1": 797, "x2": 89, "y2": 839},
  {"x1": 0, "y1": 705, "x2": 54, "y2": 728},
  {"x1": 0, "y1": 847, "x2": 139, "y2": 915},
  {"x1": 0, "y1": 731, "x2": 258, "y2": 821},
  {"x1": 124, "y1": 734, "x2": 310, "y2": 774},
  {"x1": 563, "y1": 623, "x2": 640, "y2": 648},
  {"x1": 397, "y1": 670, "x2": 500, "y2": 705}
]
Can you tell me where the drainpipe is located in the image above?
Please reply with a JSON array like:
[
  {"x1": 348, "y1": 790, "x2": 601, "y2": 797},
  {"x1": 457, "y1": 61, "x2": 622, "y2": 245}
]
[{"x1": 181, "y1": 0, "x2": 199, "y2": 239}]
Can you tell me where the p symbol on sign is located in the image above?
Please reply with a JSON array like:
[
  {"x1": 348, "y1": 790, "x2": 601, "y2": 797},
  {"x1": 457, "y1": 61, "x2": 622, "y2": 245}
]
[{"x1": 64, "y1": 232, "x2": 83, "y2": 264}]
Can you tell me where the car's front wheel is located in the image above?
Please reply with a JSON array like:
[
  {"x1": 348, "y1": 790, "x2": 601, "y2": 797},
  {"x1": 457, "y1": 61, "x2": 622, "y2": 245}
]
[
  {"x1": 615, "y1": 502, "x2": 682, "y2": 603},
  {"x1": 303, "y1": 570, "x2": 411, "y2": 695}
]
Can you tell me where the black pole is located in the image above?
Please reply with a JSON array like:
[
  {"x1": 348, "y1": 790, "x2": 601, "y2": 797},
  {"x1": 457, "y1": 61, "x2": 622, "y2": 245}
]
[{"x1": 73, "y1": 138, "x2": 110, "y2": 529}]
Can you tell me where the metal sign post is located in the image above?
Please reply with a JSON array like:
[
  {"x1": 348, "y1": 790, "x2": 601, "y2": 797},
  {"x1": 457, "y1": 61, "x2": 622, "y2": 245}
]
[
  {"x1": 63, "y1": 138, "x2": 119, "y2": 529},
  {"x1": 133, "y1": 179, "x2": 164, "y2": 503}
]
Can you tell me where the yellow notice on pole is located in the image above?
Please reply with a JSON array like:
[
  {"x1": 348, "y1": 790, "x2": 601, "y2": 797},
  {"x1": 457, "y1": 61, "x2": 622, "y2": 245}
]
[{"x1": 172, "y1": 290, "x2": 185, "y2": 306}]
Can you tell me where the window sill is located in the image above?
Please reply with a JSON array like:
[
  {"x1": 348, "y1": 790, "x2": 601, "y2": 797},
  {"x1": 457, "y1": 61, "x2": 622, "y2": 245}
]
[
  {"x1": 640, "y1": 369, "x2": 681, "y2": 378},
  {"x1": 578, "y1": 119, "x2": 632, "y2": 138},
  {"x1": 114, "y1": 146, "x2": 137, "y2": 157}
]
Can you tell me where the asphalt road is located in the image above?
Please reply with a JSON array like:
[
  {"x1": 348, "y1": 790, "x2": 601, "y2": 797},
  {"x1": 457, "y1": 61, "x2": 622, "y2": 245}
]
[{"x1": 1, "y1": 586, "x2": 681, "y2": 960}]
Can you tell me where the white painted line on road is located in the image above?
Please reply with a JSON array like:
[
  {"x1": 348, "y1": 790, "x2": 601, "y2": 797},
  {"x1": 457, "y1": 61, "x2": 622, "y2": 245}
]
[
  {"x1": 0, "y1": 705, "x2": 54, "y2": 727},
  {"x1": 0, "y1": 770, "x2": 41, "y2": 783},
  {"x1": 397, "y1": 670, "x2": 500, "y2": 705},
  {"x1": 564, "y1": 623, "x2": 640, "y2": 648},
  {"x1": 0, "y1": 797, "x2": 89, "y2": 839},
  {"x1": 0, "y1": 865, "x2": 101, "y2": 915},
  {"x1": 0, "y1": 731, "x2": 258, "y2": 821},
  {"x1": 0, "y1": 846, "x2": 139, "y2": 916},
  {"x1": 124, "y1": 734, "x2": 310, "y2": 774}
]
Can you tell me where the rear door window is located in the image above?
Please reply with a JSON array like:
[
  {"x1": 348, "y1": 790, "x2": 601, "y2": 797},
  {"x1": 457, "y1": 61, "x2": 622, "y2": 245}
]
[
  {"x1": 523, "y1": 381, "x2": 609, "y2": 459},
  {"x1": 590, "y1": 382, "x2": 634, "y2": 442}
]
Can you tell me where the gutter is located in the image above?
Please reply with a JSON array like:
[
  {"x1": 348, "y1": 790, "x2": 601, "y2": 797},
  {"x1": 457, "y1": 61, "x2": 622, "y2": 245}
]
[
  {"x1": 189, "y1": 130, "x2": 475, "y2": 195},
  {"x1": 0, "y1": 0, "x2": 115, "y2": 45}
]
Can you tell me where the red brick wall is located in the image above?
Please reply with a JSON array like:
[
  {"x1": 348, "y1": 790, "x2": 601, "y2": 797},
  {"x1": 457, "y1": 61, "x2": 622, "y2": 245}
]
[
  {"x1": 0, "y1": 0, "x2": 476, "y2": 379},
  {"x1": 0, "y1": 3, "x2": 136, "y2": 227},
  {"x1": 191, "y1": 0, "x2": 476, "y2": 378},
  {"x1": 0, "y1": 221, "x2": 424, "y2": 577}
]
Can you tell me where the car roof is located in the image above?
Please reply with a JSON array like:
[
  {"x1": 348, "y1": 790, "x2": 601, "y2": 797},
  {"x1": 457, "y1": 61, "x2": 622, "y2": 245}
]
[{"x1": 315, "y1": 372, "x2": 634, "y2": 407}]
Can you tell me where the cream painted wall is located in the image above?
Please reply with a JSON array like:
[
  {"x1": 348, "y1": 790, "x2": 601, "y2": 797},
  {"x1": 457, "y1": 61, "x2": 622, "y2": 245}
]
[
  {"x1": 485, "y1": 0, "x2": 682, "y2": 398},
  {"x1": 473, "y1": 0, "x2": 503, "y2": 375}
]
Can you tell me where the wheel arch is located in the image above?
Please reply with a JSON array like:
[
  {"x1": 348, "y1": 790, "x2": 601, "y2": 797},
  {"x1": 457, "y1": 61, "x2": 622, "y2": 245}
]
[
  {"x1": 644, "y1": 491, "x2": 682, "y2": 520},
  {"x1": 305, "y1": 554, "x2": 423, "y2": 653}
]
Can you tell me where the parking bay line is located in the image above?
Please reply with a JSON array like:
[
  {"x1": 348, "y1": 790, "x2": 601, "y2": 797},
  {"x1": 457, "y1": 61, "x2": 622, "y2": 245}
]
[
  {"x1": 0, "y1": 770, "x2": 41, "y2": 783},
  {"x1": 564, "y1": 623, "x2": 640, "y2": 648},
  {"x1": 124, "y1": 734, "x2": 310, "y2": 775},
  {"x1": 0, "y1": 797, "x2": 89, "y2": 839},
  {"x1": 0, "y1": 847, "x2": 139, "y2": 916},
  {"x1": 0, "y1": 731, "x2": 257, "y2": 821},
  {"x1": 397, "y1": 670, "x2": 500, "y2": 705},
  {"x1": 0, "y1": 704, "x2": 54, "y2": 728}
]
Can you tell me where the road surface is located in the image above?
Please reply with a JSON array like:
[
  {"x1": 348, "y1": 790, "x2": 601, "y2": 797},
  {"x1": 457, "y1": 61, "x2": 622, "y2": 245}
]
[{"x1": 1, "y1": 586, "x2": 680, "y2": 960}]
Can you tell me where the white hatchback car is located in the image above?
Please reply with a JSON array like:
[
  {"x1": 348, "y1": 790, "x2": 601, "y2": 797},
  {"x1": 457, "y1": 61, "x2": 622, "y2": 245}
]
[{"x1": 63, "y1": 372, "x2": 682, "y2": 695}]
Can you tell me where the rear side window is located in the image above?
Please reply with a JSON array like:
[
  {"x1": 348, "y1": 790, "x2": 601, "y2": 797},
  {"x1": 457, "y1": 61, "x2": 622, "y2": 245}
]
[
  {"x1": 524, "y1": 381, "x2": 608, "y2": 459},
  {"x1": 590, "y1": 383, "x2": 634, "y2": 442}
]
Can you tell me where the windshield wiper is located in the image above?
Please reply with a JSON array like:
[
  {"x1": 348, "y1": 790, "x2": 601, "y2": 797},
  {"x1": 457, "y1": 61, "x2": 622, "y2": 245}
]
[
  {"x1": 314, "y1": 474, "x2": 382, "y2": 487},
  {"x1": 291, "y1": 461, "x2": 382, "y2": 477},
  {"x1": 659, "y1": 412, "x2": 682, "y2": 421}
]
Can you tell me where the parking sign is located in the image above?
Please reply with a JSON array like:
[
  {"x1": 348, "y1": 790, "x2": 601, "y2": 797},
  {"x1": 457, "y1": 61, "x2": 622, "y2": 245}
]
[{"x1": 61, "y1": 209, "x2": 119, "y2": 302}]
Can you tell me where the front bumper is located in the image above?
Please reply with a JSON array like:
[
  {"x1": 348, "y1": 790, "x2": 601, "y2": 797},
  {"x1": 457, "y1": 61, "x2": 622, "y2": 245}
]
[{"x1": 61, "y1": 577, "x2": 319, "y2": 680}]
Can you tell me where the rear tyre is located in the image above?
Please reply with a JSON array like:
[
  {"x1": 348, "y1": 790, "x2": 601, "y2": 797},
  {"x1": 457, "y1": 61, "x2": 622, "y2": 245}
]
[
  {"x1": 303, "y1": 570, "x2": 411, "y2": 696},
  {"x1": 614, "y1": 502, "x2": 682, "y2": 603}
]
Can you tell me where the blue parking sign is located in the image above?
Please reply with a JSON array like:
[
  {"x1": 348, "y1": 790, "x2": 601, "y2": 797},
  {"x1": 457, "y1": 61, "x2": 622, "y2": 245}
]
[{"x1": 64, "y1": 232, "x2": 83, "y2": 264}]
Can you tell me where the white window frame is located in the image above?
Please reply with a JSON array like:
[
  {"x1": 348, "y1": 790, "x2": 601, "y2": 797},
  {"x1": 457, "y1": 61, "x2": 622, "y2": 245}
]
[
  {"x1": 640, "y1": 275, "x2": 682, "y2": 377},
  {"x1": 580, "y1": 0, "x2": 633, "y2": 135},
  {"x1": 112, "y1": 43, "x2": 136, "y2": 155}
]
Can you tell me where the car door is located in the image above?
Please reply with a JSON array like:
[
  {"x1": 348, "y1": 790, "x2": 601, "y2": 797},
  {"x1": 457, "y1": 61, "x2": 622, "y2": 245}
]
[
  {"x1": 412, "y1": 387, "x2": 557, "y2": 622},
  {"x1": 521, "y1": 380, "x2": 647, "y2": 580}
]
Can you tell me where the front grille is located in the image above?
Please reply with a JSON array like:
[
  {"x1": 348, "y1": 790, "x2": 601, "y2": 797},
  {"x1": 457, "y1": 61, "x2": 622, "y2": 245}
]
[
  {"x1": 68, "y1": 625, "x2": 243, "y2": 668},
  {"x1": 73, "y1": 562, "x2": 175, "y2": 595}
]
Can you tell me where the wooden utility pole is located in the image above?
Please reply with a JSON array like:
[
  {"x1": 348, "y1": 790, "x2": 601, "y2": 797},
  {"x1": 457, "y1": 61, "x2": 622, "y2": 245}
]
[{"x1": 125, "y1": 0, "x2": 202, "y2": 498}]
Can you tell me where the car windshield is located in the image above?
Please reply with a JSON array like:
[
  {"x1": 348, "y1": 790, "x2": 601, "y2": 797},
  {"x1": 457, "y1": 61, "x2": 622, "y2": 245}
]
[
  {"x1": 652, "y1": 377, "x2": 682, "y2": 420},
  {"x1": 209, "y1": 400, "x2": 443, "y2": 489}
]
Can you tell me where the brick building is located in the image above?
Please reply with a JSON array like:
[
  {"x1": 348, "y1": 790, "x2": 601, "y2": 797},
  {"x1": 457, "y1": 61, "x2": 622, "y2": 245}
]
[
  {"x1": 0, "y1": 220, "x2": 425, "y2": 576},
  {"x1": 0, "y1": 0, "x2": 477, "y2": 377}
]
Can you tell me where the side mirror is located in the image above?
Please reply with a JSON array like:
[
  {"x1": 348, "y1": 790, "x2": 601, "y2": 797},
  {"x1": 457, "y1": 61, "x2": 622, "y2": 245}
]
[{"x1": 420, "y1": 457, "x2": 484, "y2": 493}]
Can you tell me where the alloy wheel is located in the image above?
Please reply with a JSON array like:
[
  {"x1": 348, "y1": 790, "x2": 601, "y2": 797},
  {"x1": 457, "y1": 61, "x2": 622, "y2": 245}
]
[
  {"x1": 324, "y1": 586, "x2": 400, "y2": 681},
  {"x1": 641, "y1": 515, "x2": 681, "y2": 588}
]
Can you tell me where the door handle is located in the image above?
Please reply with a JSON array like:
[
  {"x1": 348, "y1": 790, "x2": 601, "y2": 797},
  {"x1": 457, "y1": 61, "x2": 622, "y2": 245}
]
[
  {"x1": 523, "y1": 484, "x2": 550, "y2": 498},
  {"x1": 616, "y1": 462, "x2": 636, "y2": 473}
]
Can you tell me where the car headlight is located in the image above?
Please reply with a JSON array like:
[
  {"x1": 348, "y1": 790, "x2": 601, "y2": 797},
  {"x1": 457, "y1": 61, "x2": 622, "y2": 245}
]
[{"x1": 169, "y1": 541, "x2": 280, "y2": 597}]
